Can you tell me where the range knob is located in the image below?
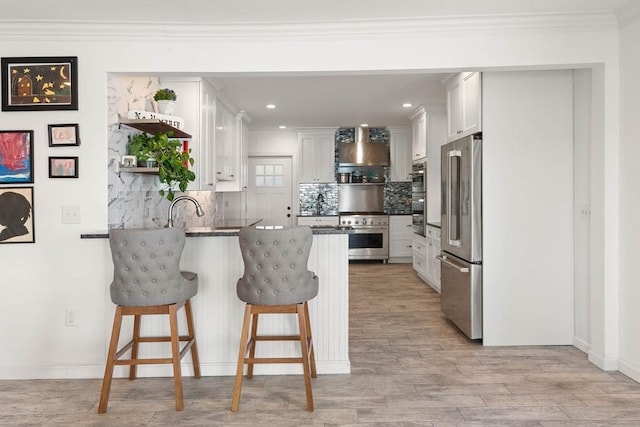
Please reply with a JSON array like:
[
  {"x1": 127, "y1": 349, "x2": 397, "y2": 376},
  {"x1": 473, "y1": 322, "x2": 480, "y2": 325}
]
[{"x1": 362, "y1": 219, "x2": 368, "y2": 225}]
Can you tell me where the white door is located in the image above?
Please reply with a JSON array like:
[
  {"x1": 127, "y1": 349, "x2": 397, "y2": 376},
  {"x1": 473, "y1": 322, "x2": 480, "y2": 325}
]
[{"x1": 246, "y1": 156, "x2": 293, "y2": 227}]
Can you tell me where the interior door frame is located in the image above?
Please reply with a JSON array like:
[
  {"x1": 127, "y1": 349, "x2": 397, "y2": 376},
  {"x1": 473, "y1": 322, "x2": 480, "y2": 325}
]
[{"x1": 247, "y1": 151, "x2": 299, "y2": 221}]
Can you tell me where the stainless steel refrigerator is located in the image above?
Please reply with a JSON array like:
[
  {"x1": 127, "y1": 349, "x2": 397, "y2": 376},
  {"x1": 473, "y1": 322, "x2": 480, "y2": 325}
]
[{"x1": 439, "y1": 134, "x2": 483, "y2": 339}]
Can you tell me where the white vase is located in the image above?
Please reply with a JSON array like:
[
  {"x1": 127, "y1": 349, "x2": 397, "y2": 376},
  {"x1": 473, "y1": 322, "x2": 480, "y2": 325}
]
[{"x1": 157, "y1": 100, "x2": 177, "y2": 115}]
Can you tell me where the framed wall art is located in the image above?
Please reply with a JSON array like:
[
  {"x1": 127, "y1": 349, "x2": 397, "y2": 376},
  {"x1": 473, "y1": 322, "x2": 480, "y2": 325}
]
[
  {"x1": 1, "y1": 56, "x2": 78, "y2": 111},
  {"x1": 0, "y1": 130, "x2": 34, "y2": 184},
  {"x1": 0, "y1": 186, "x2": 35, "y2": 244},
  {"x1": 49, "y1": 156, "x2": 78, "y2": 178},
  {"x1": 48, "y1": 123, "x2": 80, "y2": 147}
]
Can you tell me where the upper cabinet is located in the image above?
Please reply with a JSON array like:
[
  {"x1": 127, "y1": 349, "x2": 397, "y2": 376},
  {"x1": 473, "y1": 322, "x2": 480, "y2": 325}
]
[
  {"x1": 214, "y1": 100, "x2": 248, "y2": 192},
  {"x1": 298, "y1": 128, "x2": 336, "y2": 183},
  {"x1": 409, "y1": 106, "x2": 428, "y2": 160},
  {"x1": 153, "y1": 77, "x2": 213, "y2": 191},
  {"x1": 446, "y1": 71, "x2": 482, "y2": 142},
  {"x1": 388, "y1": 126, "x2": 412, "y2": 182}
]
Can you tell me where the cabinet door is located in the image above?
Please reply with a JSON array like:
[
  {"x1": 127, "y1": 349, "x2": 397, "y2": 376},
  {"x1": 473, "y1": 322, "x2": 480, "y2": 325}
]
[
  {"x1": 410, "y1": 108, "x2": 427, "y2": 160},
  {"x1": 447, "y1": 72, "x2": 482, "y2": 142},
  {"x1": 389, "y1": 127, "x2": 411, "y2": 182},
  {"x1": 462, "y1": 71, "x2": 482, "y2": 136},
  {"x1": 299, "y1": 131, "x2": 335, "y2": 182},
  {"x1": 446, "y1": 76, "x2": 463, "y2": 141},
  {"x1": 199, "y1": 81, "x2": 216, "y2": 190},
  {"x1": 389, "y1": 215, "x2": 413, "y2": 258}
]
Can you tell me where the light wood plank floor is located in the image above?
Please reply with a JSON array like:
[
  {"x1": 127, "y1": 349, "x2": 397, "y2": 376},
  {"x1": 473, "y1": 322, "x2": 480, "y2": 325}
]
[{"x1": 1, "y1": 263, "x2": 638, "y2": 426}]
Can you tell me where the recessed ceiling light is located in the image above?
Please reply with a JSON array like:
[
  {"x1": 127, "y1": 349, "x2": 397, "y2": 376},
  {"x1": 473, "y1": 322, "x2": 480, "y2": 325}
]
[
  {"x1": 360, "y1": 123, "x2": 369, "y2": 127},
  {"x1": 266, "y1": 104, "x2": 277, "y2": 109},
  {"x1": 278, "y1": 125, "x2": 287, "y2": 129},
  {"x1": 402, "y1": 103, "x2": 413, "y2": 108}
]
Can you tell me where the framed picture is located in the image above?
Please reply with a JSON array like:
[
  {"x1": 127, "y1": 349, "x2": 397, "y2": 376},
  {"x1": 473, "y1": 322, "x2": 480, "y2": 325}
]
[
  {"x1": 1, "y1": 56, "x2": 78, "y2": 111},
  {"x1": 48, "y1": 156, "x2": 78, "y2": 178},
  {"x1": 48, "y1": 123, "x2": 80, "y2": 147},
  {"x1": 0, "y1": 130, "x2": 34, "y2": 183},
  {"x1": 0, "y1": 186, "x2": 35, "y2": 244}
]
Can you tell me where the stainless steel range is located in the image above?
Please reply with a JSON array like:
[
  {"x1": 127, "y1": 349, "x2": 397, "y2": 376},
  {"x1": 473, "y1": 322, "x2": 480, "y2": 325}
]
[{"x1": 339, "y1": 213, "x2": 389, "y2": 262}]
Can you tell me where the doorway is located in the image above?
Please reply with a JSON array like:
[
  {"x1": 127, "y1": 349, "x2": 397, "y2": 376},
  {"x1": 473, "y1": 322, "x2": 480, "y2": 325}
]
[{"x1": 246, "y1": 156, "x2": 294, "y2": 227}]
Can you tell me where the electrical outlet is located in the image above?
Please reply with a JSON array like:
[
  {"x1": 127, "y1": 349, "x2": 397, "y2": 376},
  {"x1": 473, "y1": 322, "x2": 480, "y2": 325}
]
[
  {"x1": 65, "y1": 309, "x2": 77, "y2": 327},
  {"x1": 62, "y1": 205, "x2": 81, "y2": 224}
]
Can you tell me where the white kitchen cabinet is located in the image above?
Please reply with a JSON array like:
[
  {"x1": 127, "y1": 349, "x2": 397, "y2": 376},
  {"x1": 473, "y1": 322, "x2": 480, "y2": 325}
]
[
  {"x1": 215, "y1": 109, "x2": 248, "y2": 192},
  {"x1": 412, "y1": 233, "x2": 427, "y2": 279},
  {"x1": 389, "y1": 215, "x2": 413, "y2": 262},
  {"x1": 388, "y1": 126, "x2": 412, "y2": 182},
  {"x1": 409, "y1": 106, "x2": 427, "y2": 161},
  {"x1": 446, "y1": 71, "x2": 482, "y2": 142},
  {"x1": 158, "y1": 77, "x2": 215, "y2": 191},
  {"x1": 297, "y1": 216, "x2": 339, "y2": 227},
  {"x1": 298, "y1": 129, "x2": 336, "y2": 183},
  {"x1": 425, "y1": 225, "x2": 441, "y2": 292}
]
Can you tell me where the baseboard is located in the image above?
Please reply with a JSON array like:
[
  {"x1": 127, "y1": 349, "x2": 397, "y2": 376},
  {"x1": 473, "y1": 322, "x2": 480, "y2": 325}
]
[
  {"x1": 573, "y1": 336, "x2": 591, "y2": 353},
  {"x1": 619, "y1": 358, "x2": 640, "y2": 383},
  {"x1": 588, "y1": 351, "x2": 619, "y2": 371}
]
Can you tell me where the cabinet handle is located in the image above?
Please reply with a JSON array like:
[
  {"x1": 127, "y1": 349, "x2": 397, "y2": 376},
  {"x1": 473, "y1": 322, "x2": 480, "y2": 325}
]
[{"x1": 457, "y1": 130, "x2": 463, "y2": 134}]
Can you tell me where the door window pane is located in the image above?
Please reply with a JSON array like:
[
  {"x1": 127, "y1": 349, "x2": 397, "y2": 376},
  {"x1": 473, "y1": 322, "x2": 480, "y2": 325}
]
[{"x1": 254, "y1": 163, "x2": 284, "y2": 187}]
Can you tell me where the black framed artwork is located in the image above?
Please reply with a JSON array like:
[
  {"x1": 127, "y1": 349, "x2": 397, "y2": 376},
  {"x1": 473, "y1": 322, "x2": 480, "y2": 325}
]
[
  {"x1": 1, "y1": 56, "x2": 78, "y2": 111},
  {"x1": 0, "y1": 130, "x2": 34, "y2": 184},
  {"x1": 48, "y1": 123, "x2": 80, "y2": 146},
  {"x1": 0, "y1": 186, "x2": 35, "y2": 244},
  {"x1": 49, "y1": 156, "x2": 78, "y2": 178}
]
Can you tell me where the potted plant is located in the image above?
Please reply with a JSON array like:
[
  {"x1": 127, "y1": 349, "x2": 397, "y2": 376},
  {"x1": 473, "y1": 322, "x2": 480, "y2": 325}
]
[
  {"x1": 127, "y1": 131, "x2": 195, "y2": 201},
  {"x1": 154, "y1": 88, "x2": 177, "y2": 115}
]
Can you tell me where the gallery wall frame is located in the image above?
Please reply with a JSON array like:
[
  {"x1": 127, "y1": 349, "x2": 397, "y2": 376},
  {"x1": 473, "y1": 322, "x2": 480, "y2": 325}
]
[
  {"x1": 49, "y1": 156, "x2": 78, "y2": 178},
  {"x1": 0, "y1": 186, "x2": 35, "y2": 244},
  {"x1": 1, "y1": 56, "x2": 78, "y2": 111},
  {"x1": 48, "y1": 123, "x2": 80, "y2": 147},
  {"x1": 0, "y1": 130, "x2": 34, "y2": 184}
]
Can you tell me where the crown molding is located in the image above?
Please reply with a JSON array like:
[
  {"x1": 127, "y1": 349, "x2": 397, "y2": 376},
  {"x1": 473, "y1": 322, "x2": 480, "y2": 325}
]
[{"x1": 0, "y1": 11, "x2": 620, "y2": 42}]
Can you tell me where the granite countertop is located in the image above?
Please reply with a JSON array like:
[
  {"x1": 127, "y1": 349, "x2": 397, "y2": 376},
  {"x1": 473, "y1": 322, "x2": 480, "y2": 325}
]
[{"x1": 81, "y1": 218, "x2": 353, "y2": 239}]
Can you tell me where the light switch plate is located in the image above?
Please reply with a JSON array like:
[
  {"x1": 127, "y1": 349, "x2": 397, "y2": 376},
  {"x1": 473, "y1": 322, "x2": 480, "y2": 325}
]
[{"x1": 62, "y1": 205, "x2": 81, "y2": 224}]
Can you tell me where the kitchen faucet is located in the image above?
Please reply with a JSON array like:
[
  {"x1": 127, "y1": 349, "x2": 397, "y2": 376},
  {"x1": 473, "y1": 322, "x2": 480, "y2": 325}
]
[
  {"x1": 315, "y1": 193, "x2": 324, "y2": 215},
  {"x1": 167, "y1": 195, "x2": 205, "y2": 227}
]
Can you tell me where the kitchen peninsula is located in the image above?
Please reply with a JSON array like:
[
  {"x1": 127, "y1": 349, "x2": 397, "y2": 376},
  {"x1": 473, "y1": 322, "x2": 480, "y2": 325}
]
[{"x1": 81, "y1": 226, "x2": 351, "y2": 376}]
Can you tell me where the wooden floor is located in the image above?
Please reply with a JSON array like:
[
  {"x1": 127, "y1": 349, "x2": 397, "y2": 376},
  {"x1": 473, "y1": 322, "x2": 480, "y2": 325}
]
[{"x1": 1, "y1": 263, "x2": 638, "y2": 426}]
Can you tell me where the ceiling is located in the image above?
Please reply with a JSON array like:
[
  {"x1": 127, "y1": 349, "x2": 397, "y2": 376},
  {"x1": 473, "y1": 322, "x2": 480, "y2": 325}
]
[
  {"x1": 4, "y1": 0, "x2": 634, "y2": 130},
  {"x1": 205, "y1": 72, "x2": 449, "y2": 129}
]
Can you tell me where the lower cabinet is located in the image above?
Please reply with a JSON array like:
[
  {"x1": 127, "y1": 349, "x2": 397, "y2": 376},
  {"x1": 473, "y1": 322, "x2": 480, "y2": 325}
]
[
  {"x1": 389, "y1": 215, "x2": 413, "y2": 262},
  {"x1": 297, "y1": 216, "x2": 339, "y2": 227},
  {"x1": 413, "y1": 226, "x2": 441, "y2": 293},
  {"x1": 425, "y1": 225, "x2": 441, "y2": 292},
  {"x1": 412, "y1": 234, "x2": 428, "y2": 279}
]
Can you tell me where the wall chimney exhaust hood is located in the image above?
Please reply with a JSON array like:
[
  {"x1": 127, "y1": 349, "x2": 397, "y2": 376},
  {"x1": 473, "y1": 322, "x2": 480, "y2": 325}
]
[{"x1": 337, "y1": 127, "x2": 390, "y2": 166}]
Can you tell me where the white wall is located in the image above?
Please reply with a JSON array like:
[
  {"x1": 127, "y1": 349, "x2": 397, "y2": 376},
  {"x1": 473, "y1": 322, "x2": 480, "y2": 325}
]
[
  {"x1": 0, "y1": 14, "x2": 636, "y2": 380},
  {"x1": 482, "y1": 70, "x2": 575, "y2": 346},
  {"x1": 617, "y1": 9, "x2": 640, "y2": 382}
]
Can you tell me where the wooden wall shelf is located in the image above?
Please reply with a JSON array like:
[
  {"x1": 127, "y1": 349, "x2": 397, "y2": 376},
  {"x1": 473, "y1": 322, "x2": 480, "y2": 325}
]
[{"x1": 119, "y1": 118, "x2": 191, "y2": 139}]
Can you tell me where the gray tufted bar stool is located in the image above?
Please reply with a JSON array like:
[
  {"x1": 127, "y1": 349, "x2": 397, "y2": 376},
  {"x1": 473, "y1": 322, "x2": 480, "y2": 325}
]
[
  {"x1": 231, "y1": 226, "x2": 319, "y2": 412},
  {"x1": 98, "y1": 227, "x2": 201, "y2": 414}
]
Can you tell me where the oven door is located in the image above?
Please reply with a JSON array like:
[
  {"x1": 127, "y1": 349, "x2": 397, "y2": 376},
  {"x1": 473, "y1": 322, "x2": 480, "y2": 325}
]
[
  {"x1": 411, "y1": 192, "x2": 425, "y2": 236},
  {"x1": 348, "y1": 227, "x2": 388, "y2": 261}
]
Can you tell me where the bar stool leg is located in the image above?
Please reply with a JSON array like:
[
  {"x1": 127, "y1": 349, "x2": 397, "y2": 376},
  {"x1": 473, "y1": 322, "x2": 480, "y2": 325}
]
[
  {"x1": 98, "y1": 306, "x2": 124, "y2": 414},
  {"x1": 297, "y1": 303, "x2": 314, "y2": 411},
  {"x1": 129, "y1": 314, "x2": 141, "y2": 380},
  {"x1": 169, "y1": 304, "x2": 184, "y2": 411},
  {"x1": 231, "y1": 304, "x2": 252, "y2": 412},
  {"x1": 184, "y1": 299, "x2": 201, "y2": 378},
  {"x1": 247, "y1": 311, "x2": 259, "y2": 379},
  {"x1": 304, "y1": 302, "x2": 317, "y2": 378}
]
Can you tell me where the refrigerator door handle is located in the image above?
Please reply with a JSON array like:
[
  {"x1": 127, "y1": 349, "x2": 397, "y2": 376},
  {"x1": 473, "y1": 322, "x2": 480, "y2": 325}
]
[
  {"x1": 436, "y1": 254, "x2": 469, "y2": 273},
  {"x1": 447, "y1": 150, "x2": 462, "y2": 247}
]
